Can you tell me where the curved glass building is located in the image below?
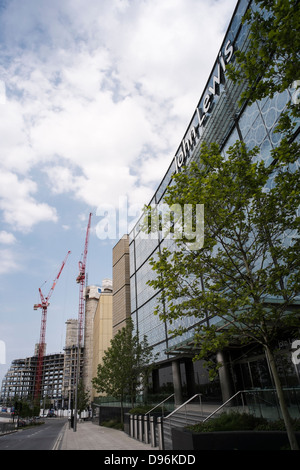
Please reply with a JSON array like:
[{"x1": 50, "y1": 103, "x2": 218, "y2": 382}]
[{"x1": 127, "y1": 0, "x2": 300, "y2": 405}]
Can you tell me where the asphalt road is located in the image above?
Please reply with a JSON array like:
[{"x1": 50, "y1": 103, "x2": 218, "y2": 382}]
[{"x1": 0, "y1": 418, "x2": 67, "y2": 450}]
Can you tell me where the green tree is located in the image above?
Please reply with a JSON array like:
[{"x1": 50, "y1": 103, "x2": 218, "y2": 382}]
[
  {"x1": 92, "y1": 320, "x2": 157, "y2": 425},
  {"x1": 13, "y1": 398, "x2": 39, "y2": 421},
  {"x1": 227, "y1": 0, "x2": 300, "y2": 103},
  {"x1": 226, "y1": 0, "x2": 300, "y2": 136},
  {"x1": 147, "y1": 139, "x2": 299, "y2": 449},
  {"x1": 146, "y1": 0, "x2": 300, "y2": 450}
]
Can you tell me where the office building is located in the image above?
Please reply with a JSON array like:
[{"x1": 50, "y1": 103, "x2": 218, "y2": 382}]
[
  {"x1": 1, "y1": 352, "x2": 64, "y2": 408},
  {"x1": 112, "y1": 235, "x2": 131, "y2": 335},
  {"x1": 83, "y1": 281, "x2": 113, "y2": 399},
  {"x1": 92, "y1": 280, "x2": 113, "y2": 400},
  {"x1": 62, "y1": 319, "x2": 82, "y2": 409},
  {"x1": 127, "y1": 0, "x2": 300, "y2": 405},
  {"x1": 1, "y1": 280, "x2": 113, "y2": 408}
]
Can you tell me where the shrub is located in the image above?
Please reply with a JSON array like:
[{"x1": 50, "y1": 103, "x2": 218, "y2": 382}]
[
  {"x1": 129, "y1": 405, "x2": 164, "y2": 415},
  {"x1": 255, "y1": 418, "x2": 300, "y2": 432},
  {"x1": 101, "y1": 419, "x2": 123, "y2": 430},
  {"x1": 186, "y1": 412, "x2": 297, "y2": 433},
  {"x1": 129, "y1": 406, "x2": 152, "y2": 414}
]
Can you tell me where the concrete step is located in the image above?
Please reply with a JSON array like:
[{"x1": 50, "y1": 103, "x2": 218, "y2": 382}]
[
  {"x1": 160, "y1": 407, "x2": 220, "y2": 450},
  {"x1": 148, "y1": 403, "x2": 222, "y2": 450},
  {"x1": 159, "y1": 411, "x2": 201, "y2": 450}
]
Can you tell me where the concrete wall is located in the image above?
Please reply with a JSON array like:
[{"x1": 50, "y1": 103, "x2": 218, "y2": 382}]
[
  {"x1": 112, "y1": 235, "x2": 131, "y2": 335},
  {"x1": 92, "y1": 292, "x2": 113, "y2": 400},
  {"x1": 82, "y1": 286, "x2": 101, "y2": 397}
]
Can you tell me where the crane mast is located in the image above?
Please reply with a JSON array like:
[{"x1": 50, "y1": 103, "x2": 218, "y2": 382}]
[
  {"x1": 33, "y1": 250, "x2": 71, "y2": 401},
  {"x1": 76, "y1": 213, "x2": 92, "y2": 347}
]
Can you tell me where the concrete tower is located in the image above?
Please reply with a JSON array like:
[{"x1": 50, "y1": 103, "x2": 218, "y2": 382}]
[
  {"x1": 92, "y1": 279, "x2": 113, "y2": 400},
  {"x1": 112, "y1": 235, "x2": 131, "y2": 335},
  {"x1": 82, "y1": 285, "x2": 101, "y2": 396}
]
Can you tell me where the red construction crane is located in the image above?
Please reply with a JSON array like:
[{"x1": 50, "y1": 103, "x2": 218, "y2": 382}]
[
  {"x1": 33, "y1": 250, "x2": 71, "y2": 401},
  {"x1": 76, "y1": 212, "x2": 92, "y2": 347}
]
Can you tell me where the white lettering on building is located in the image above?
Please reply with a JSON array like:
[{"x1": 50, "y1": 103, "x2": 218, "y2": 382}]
[{"x1": 174, "y1": 39, "x2": 234, "y2": 172}]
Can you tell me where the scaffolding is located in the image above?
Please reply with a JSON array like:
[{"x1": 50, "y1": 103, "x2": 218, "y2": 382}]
[{"x1": 0, "y1": 352, "x2": 65, "y2": 409}]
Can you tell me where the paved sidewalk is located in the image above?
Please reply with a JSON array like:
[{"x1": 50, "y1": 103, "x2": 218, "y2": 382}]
[{"x1": 58, "y1": 420, "x2": 158, "y2": 451}]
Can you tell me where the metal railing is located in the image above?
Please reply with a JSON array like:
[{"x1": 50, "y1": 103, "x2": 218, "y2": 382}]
[
  {"x1": 159, "y1": 388, "x2": 300, "y2": 449},
  {"x1": 124, "y1": 388, "x2": 300, "y2": 450},
  {"x1": 203, "y1": 388, "x2": 300, "y2": 422},
  {"x1": 145, "y1": 394, "x2": 174, "y2": 416},
  {"x1": 202, "y1": 390, "x2": 245, "y2": 422},
  {"x1": 164, "y1": 394, "x2": 203, "y2": 425}
]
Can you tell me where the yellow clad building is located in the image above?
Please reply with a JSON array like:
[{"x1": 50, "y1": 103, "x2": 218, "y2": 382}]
[{"x1": 91, "y1": 280, "x2": 113, "y2": 401}]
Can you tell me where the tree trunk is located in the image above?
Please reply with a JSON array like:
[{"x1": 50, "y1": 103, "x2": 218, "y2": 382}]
[{"x1": 265, "y1": 345, "x2": 299, "y2": 450}]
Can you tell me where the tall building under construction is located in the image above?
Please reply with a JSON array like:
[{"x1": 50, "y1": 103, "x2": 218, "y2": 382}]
[{"x1": 0, "y1": 280, "x2": 113, "y2": 409}]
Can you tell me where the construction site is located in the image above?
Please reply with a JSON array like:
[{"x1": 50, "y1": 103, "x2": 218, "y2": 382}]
[{"x1": 0, "y1": 213, "x2": 115, "y2": 413}]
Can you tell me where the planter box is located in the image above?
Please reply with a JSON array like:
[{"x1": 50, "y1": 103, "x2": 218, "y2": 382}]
[
  {"x1": 171, "y1": 427, "x2": 300, "y2": 450},
  {"x1": 97, "y1": 405, "x2": 131, "y2": 426}
]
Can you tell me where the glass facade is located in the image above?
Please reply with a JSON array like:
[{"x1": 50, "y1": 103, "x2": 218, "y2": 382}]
[{"x1": 129, "y1": 0, "x2": 300, "y2": 399}]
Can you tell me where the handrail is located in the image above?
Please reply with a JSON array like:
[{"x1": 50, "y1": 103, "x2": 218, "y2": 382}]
[
  {"x1": 145, "y1": 394, "x2": 175, "y2": 415},
  {"x1": 247, "y1": 391, "x2": 275, "y2": 407},
  {"x1": 202, "y1": 388, "x2": 296, "y2": 423},
  {"x1": 202, "y1": 390, "x2": 245, "y2": 422},
  {"x1": 164, "y1": 394, "x2": 202, "y2": 421}
]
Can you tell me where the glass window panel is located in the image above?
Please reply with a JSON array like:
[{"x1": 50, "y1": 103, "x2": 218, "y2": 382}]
[
  {"x1": 136, "y1": 258, "x2": 158, "y2": 308},
  {"x1": 238, "y1": 102, "x2": 260, "y2": 140},
  {"x1": 129, "y1": 240, "x2": 135, "y2": 276},
  {"x1": 258, "y1": 137, "x2": 273, "y2": 166},
  {"x1": 156, "y1": 160, "x2": 176, "y2": 203},
  {"x1": 134, "y1": 231, "x2": 159, "y2": 271},
  {"x1": 137, "y1": 295, "x2": 166, "y2": 345},
  {"x1": 130, "y1": 274, "x2": 136, "y2": 312},
  {"x1": 243, "y1": 112, "x2": 267, "y2": 150},
  {"x1": 222, "y1": 126, "x2": 239, "y2": 155}
]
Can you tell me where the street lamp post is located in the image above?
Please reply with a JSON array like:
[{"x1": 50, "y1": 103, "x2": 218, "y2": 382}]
[{"x1": 73, "y1": 343, "x2": 80, "y2": 432}]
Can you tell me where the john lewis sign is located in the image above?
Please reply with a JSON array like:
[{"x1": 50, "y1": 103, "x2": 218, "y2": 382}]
[{"x1": 174, "y1": 39, "x2": 234, "y2": 172}]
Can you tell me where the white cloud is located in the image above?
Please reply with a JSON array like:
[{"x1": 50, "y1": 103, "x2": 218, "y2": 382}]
[
  {"x1": 0, "y1": 0, "x2": 237, "y2": 229},
  {"x1": 0, "y1": 171, "x2": 58, "y2": 232},
  {"x1": 0, "y1": 231, "x2": 17, "y2": 245},
  {"x1": 43, "y1": 166, "x2": 82, "y2": 195},
  {"x1": 0, "y1": 0, "x2": 239, "y2": 367},
  {"x1": 0, "y1": 248, "x2": 21, "y2": 274},
  {"x1": 0, "y1": 99, "x2": 37, "y2": 174}
]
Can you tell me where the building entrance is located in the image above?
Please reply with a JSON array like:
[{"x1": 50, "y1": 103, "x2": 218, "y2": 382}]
[
  {"x1": 232, "y1": 347, "x2": 300, "y2": 392},
  {"x1": 235, "y1": 355, "x2": 272, "y2": 390}
]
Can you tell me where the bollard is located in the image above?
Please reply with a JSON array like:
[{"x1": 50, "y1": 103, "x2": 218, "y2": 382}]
[
  {"x1": 157, "y1": 417, "x2": 164, "y2": 450},
  {"x1": 150, "y1": 415, "x2": 156, "y2": 447},
  {"x1": 134, "y1": 415, "x2": 138, "y2": 439},
  {"x1": 130, "y1": 414, "x2": 134, "y2": 438},
  {"x1": 144, "y1": 415, "x2": 149, "y2": 444},
  {"x1": 138, "y1": 415, "x2": 143, "y2": 442}
]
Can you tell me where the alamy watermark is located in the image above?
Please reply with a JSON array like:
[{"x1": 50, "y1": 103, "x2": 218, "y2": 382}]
[
  {"x1": 291, "y1": 340, "x2": 300, "y2": 365},
  {"x1": 95, "y1": 197, "x2": 204, "y2": 250},
  {"x1": 279, "y1": 339, "x2": 300, "y2": 365}
]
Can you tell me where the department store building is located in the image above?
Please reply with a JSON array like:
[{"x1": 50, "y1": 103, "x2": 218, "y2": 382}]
[{"x1": 126, "y1": 0, "x2": 300, "y2": 405}]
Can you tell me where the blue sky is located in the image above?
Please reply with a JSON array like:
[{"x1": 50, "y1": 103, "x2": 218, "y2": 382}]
[{"x1": 0, "y1": 0, "x2": 237, "y2": 384}]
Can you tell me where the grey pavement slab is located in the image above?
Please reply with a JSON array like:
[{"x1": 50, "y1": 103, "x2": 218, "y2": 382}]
[{"x1": 58, "y1": 421, "x2": 158, "y2": 451}]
